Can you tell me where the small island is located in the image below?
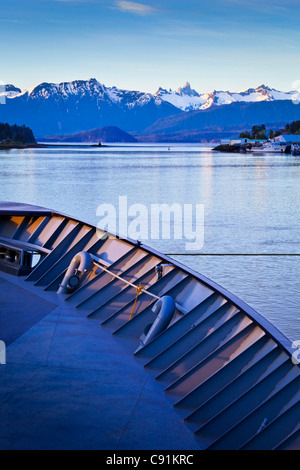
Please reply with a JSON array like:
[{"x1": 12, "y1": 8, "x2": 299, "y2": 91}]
[
  {"x1": 39, "y1": 126, "x2": 138, "y2": 144},
  {"x1": 0, "y1": 122, "x2": 45, "y2": 150}
]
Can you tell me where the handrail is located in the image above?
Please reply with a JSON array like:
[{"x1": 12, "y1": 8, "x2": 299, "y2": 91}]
[
  {"x1": 90, "y1": 254, "x2": 187, "y2": 314},
  {"x1": 90, "y1": 254, "x2": 160, "y2": 301}
]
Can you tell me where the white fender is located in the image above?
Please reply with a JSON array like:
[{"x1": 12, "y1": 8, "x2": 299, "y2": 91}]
[
  {"x1": 58, "y1": 251, "x2": 92, "y2": 295},
  {"x1": 0, "y1": 340, "x2": 6, "y2": 365},
  {"x1": 141, "y1": 296, "x2": 176, "y2": 346}
]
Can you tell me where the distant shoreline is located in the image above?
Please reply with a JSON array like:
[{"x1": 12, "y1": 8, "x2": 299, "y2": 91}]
[
  {"x1": 0, "y1": 142, "x2": 112, "y2": 150},
  {"x1": 0, "y1": 142, "x2": 47, "y2": 150}
]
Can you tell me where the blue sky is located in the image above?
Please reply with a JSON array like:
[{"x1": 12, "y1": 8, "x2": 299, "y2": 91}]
[{"x1": 1, "y1": 0, "x2": 300, "y2": 93}]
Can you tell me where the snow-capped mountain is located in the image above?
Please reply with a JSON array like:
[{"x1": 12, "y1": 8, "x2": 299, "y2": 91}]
[
  {"x1": 3, "y1": 79, "x2": 297, "y2": 111},
  {"x1": 3, "y1": 78, "x2": 164, "y2": 109},
  {"x1": 0, "y1": 78, "x2": 180, "y2": 136},
  {"x1": 155, "y1": 83, "x2": 205, "y2": 111},
  {"x1": 0, "y1": 78, "x2": 299, "y2": 137},
  {"x1": 155, "y1": 82, "x2": 299, "y2": 111},
  {"x1": 0, "y1": 84, "x2": 22, "y2": 99}
]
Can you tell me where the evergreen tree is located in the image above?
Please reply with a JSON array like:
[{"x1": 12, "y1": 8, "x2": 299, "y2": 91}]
[
  {"x1": 252, "y1": 124, "x2": 267, "y2": 140},
  {"x1": 0, "y1": 122, "x2": 36, "y2": 143},
  {"x1": 239, "y1": 131, "x2": 251, "y2": 139}
]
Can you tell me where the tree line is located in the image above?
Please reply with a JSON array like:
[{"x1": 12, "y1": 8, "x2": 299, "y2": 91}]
[
  {"x1": 0, "y1": 122, "x2": 36, "y2": 144},
  {"x1": 240, "y1": 120, "x2": 300, "y2": 140}
]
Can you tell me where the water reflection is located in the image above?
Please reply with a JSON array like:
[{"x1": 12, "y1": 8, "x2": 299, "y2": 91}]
[{"x1": 0, "y1": 144, "x2": 299, "y2": 340}]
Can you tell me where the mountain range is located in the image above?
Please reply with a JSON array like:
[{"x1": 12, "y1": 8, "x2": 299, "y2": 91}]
[
  {"x1": 155, "y1": 82, "x2": 299, "y2": 111},
  {"x1": 0, "y1": 79, "x2": 180, "y2": 137},
  {"x1": 1, "y1": 78, "x2": 300, "y2": 140}
]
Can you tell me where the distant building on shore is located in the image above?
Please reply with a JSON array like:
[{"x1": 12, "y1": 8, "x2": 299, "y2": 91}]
[
  {"x1": 273, "y1": 135, "x2": 300, "y2": 144},
  {"x1": 221, "y1": 137, "x2": 267, "y2": 145}
]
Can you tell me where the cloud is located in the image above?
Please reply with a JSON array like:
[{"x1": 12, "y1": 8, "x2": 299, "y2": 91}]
[
  {"x1": 53, "y1": 0, "x2": 157, "y2": 14},
  {"x1": 115, "y1": 1, "x2": 156, "y2": 15}
]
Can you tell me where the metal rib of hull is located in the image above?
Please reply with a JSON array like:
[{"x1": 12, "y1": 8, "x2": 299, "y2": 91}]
[{"x1": 0, "y1": 202, "x2": 299, "y2": 450}]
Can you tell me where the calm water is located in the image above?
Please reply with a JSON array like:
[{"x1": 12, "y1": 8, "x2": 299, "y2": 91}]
[{"x1": 1, "y1": 143, "x2": 300, "y2": 341}]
